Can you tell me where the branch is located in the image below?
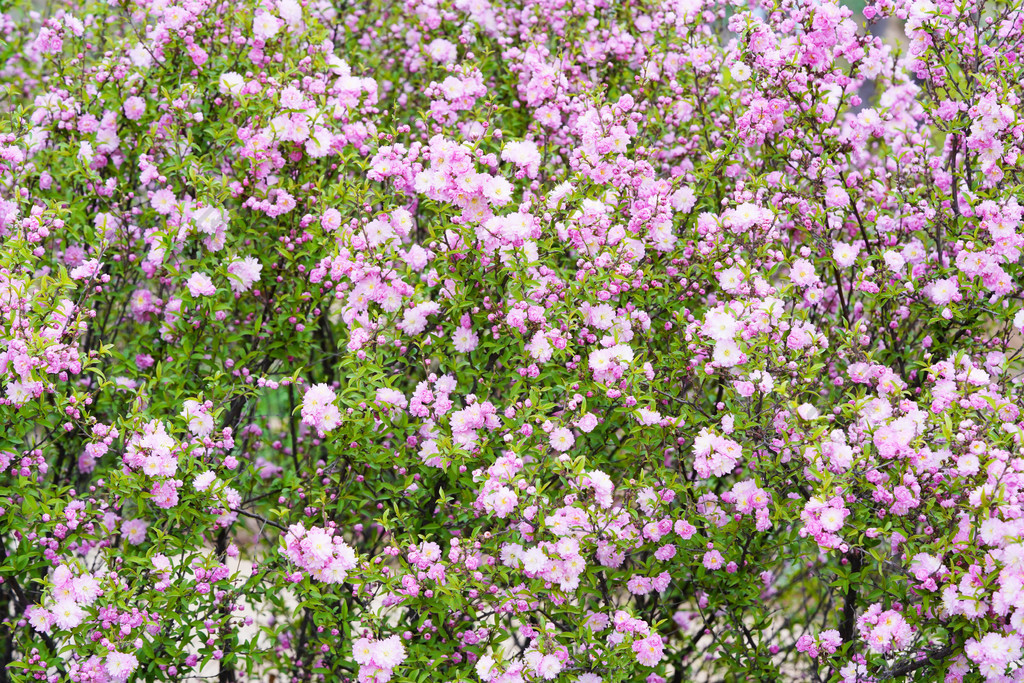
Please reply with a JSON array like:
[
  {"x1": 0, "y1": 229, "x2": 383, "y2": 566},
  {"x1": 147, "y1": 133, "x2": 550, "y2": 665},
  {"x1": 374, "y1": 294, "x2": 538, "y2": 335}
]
[
  {"x1": 879, "y1": 645, "x2": 955, "y2": 679},
  {"x1": 838, "y1": 549, "x2": 862, "y2": 645},
  {"x1": 231, "y1": 508, "x2": 287, "y2": 532}
]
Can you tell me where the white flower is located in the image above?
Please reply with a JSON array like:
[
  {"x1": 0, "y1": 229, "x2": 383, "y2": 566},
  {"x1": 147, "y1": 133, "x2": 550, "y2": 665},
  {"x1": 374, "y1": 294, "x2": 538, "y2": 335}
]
[
  {"x1": 219, "y1": 72, "x2": 244, "y2": 96},
  {"x1": 588, "y1": 304, "x2": 615, "y2": 330},
  {"x1": 78, "y1": 141, "x2": 94, "y2": 164},
  {"x1": 181, "y1": 399, "x2": 214, "y2": 436},
  {"x1": 475, "y1": 654, "x2": 496, "y2": 681},
  {"x1": 305, "y1": 127, "x2": 335, "y2": 158},
  {"x1": 277, "y1": 0, "x2": 302, "y2": 25},
  {"x1": 370, "y1": 635, "x2": 406, "y2": 668},
  {"x1": 226, "y1": 256, "x2": 263, "y2": 293},
  {"x1": 521, "y1": 547, "x2": 548, "y2": 573},
  {"x1": 637, "y1": 408, "x2": 662, "y2": 425},
  {"x1": 1013, "y1": 309, "x2": 1024, "y2": 331},
  {"x1": 252, "y1": 10, "x2": 282, "y2": 40},
  {"x1": 52, "y1": 600, "x2": 85, "y2": 630},
  {"x1": 797, "y1": 403, "x2": 820, "y2": 420},
  {"x1": 194, "y1": 471, "x2": 217, "y2": 491},
  {"x1": 833, "y1": 241, "x2": 860, "y2": 268},
  {"x1": 730, "y1": 62, "x2": 751, "y2": 81},
  {"x1": 713, "y1": 340, "x2": 742, "y2": 367}
]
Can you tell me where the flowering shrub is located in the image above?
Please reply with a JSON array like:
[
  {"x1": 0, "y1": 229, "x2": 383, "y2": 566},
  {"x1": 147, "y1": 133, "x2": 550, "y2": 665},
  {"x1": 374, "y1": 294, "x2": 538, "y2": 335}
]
[{"x1": 1, "y1": 0, "x2": 1023, "y2": 681}]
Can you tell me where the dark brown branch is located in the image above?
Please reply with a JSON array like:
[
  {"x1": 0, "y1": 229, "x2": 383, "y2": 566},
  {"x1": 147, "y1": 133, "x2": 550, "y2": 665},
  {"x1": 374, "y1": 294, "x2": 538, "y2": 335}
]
[{"x1": 879, "y1": 645, "x2": 955, "y2": 679}]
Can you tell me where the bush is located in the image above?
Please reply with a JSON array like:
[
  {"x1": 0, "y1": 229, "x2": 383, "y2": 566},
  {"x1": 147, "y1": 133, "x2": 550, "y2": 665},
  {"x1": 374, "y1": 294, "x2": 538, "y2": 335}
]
[{"x1": 1, "y1": 0, "x2": 1023, "y2": 681}]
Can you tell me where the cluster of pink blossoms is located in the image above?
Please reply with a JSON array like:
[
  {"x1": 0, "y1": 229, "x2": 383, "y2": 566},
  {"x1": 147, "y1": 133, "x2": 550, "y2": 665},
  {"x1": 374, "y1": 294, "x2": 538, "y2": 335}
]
[
  {"x1": 796, "y1": 630, "x2": 843, "y2": 660},
  {"x1": 799, "y1": 496, "x2": 851, "y2": 551},
  {"x1": 856, "y1": 605, "x2": 915, "y2": 655},
  {"x1": 25, "y1": 565, "x2": 141, "y2": 680},
  {"x1": 476, "y1": 617, "x2": 663, "y2": 681},
  {"x1": 281, "y1": 523, "x2": 358, "y2": 584},
  {"x1": 123, "y1": 419, "x2": 178, "y2": 476},
  {"x1": 352, "y1": 635, "x2": 407, "y2": 683},
  {"x1": 300, "y1": 382, "x2": 341, "y2": 435},
  {"x1": 691, "y1": 428, "x2": 744, "y2": 478},
  {"x1": 71, "y1": 651, "x2": 139, "y2": 683},
  {"x1": 3, "y1": 0, "x2": 1024, "y2": 678},
  {"x1": 965, "y1": 633, "x2": 1024, "y2": 681},
  {"x1": 28, "y1": 564, "x2": 100, "y2": 634}
]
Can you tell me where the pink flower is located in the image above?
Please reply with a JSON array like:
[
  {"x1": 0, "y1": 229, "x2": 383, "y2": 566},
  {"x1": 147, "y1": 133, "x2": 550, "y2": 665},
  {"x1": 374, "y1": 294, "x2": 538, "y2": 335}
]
[
  {"x1": 702, "y1": 550, "x2": 724, "y2": 570},
  {"x1": 321, "y1": 208, "x2": 342, "y2": 232},
  {"x1": 425, "y1": 38, "x2": 457, "y2": 63},
  {"x1": 370, "y1": 635, "x2": 406, "y2": 668},
  {"x1": 537, "y1": 654, "x2": 562, "y2": 679},
  {"x1": 825, "y1": 185, "x2": 850, "y2": 208},
  {"x1": 375, "y1": 387, "x2": 408, "y2": 410},
  {"x1": 818, "y1": 506, "x2": 846, "y2": 532},
  {"x1": 151, "y1": 480, "x2": 180, "y2": 509},
  {"x1": 52, "y1": 600, "x2": 85, "y2": 629},
  {"x1": 576, "y1": 412, "x2": 599, "y2": 433},
  {"x1": 796, "y1": 403, "x2": 820, "y2": 420},
  {"x1": 181, "y1": 399, "x2": 214, "y2": 436},
  {"x1": 52, "y1": 565, "x2": 74, "y2": 589},
  {"x1": 219, "y1": 72, "x2": 244, "y2": 96},
  {"x1": 452, "y1": 326, "x2": 479, "y2": 353},
  {"x1": 712, "y1": 340, "x2": 742, "y2": 367},
  {"x1": 549, "y1": 427, "x2": 575, "y2": 452},
  {"x1": 521, "y1": 547, "x2": 548, "y2": 573},
  {"x1": 163, "y1": 6, "x2": 189, "y2": 29},
  {"x1": 123, "y1": 96, "x2": 146, "y2": 120},
  {"x1": 71, "y1": 577, "x2": 102, "y2": 610},
  {"x1": 501, "y1": 139, "x2": 542, "y2": 178},
  {"x1": 70, "y1": 259, "x2": 101, "y2": 280},
  {"x1": 150, "y1": 188, "x2": 177, "y2": 214},
  {"x1": 819, "y1": 630, "x2": 842, "y2": 654},
  {"x1": 483, "y1": 175, "x2": 514, "y2": 206},
  {"x1": 633, "y1": 634, "x2": 664, "y2": 666},
  {"x1": 283, "y1": 524, "x2": 357, "y2": 584},
  {"x1": 78, "y1": 141, "x2": 94, "y2": 164},
  {"x1": 675, "y1": 519, "x2": 696, "y2": 539},
  {"x1": 194, "y1": 471, "x2": 217, "y2": 491},
  {"x1": 352, "y1": 638, "x2": 374, "y2": 665},
  {"x1": 909, "y1": 553, "x2": 947, "y2": 581},
  {"x1": 301, "y1": 383, "x2": 341, "y2": 434},
  {"x1": 487, "y1": 486, "x2": 518, "y2": 518},
  {"x1": 27, "y1": 606, "x2": 53, "y2": 634},
  {"x1": 789, "y1": 258, "x2": 819, "y2": 287},
  {"x1": 717, "y1": 267, "x2": 745, "y2": 293},
  {"x1": 252, "y1": 10, "x2": 282, "y2": 40},
  {"x1": 226, "y1": 256, "x2": 262, "y2": 293},
  {"x1": 965, "y1": 633, "x2": 1022, "y2": 674},
  {"x1": 671, "y1": 186, "x2": 696, "y2": 212},
  {"x1": 692, "y1": 429, "x2": 743, "y2": 478},
  {"x1": 861, "y1": 610, "x2": 914, "y2": 654},
  {"x1": 105, "y1": 651, "x2": 139, "y2": 682},
  {"x1": 636, "y1": 408, "x2": 662, "y2": 425},
  {"x1": 927, "y1": 277, "x2": 960, "y2": 305},
  {"x1": 122, "y1": 518, "x2": 149, "y2": 545},
  {"x1": 305, "y1": 127, "x2": 335, "y2": 158},
  {"x1": 186, "y1": 272, "x2": 216, "y2": 296},
  {"x1": 627, "y1": 575, "x2": 654, "y2": 595},
  {"x1": 833, "y1": 241, "x2": 860, "y2": 267}
]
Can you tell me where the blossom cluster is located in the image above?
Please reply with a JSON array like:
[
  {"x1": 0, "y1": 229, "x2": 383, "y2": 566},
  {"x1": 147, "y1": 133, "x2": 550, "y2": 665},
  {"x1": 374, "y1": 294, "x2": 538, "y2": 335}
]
[
  {"x1": 1, "y1": 0, "x2": 1023, "y2": 680},
  {"x1": 281, "y1": 523, "x2": 358, "y2": 585}
]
